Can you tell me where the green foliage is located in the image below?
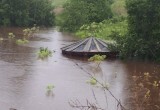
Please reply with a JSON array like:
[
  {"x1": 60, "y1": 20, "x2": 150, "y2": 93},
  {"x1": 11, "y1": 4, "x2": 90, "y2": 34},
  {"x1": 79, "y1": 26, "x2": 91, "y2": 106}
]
[
  {"x1": 88, "y1": 54, "x2": 106, "y2": 67},
  {"x1": 16, "y1": 39, "x2": 29, "y2": 45},
  {"x1": 120, "y1": 0, "x2": 160, "y2": 60},
  {"x1": 8, "y1": 33, "x2": 15, "y2": 39},
  {"x1": 38, "y1": 47, "x2": 52, "y2": 59},
  {"x1": 0, "y1": 0, "x2": 55, "y2": 26},
  {"x1": 60, "y1": 0, "x2": 113, "y2": 32},
  {"x1": 76, "y1": 17, "x2": 128, "y2": 40}
]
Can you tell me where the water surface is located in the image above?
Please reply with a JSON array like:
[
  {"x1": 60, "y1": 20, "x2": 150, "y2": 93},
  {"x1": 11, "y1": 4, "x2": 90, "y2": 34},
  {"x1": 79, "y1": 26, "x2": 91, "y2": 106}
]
[{"x1": 0, "y1": 28, "x2": 159, "y2": 110}]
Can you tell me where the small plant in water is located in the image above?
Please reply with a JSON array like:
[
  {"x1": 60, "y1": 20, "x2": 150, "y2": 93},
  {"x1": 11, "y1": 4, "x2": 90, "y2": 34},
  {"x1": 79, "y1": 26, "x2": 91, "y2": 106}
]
[
  {"x1": 8, "y1": 32, "x2": 15, "y2": 39},
  {"x1": 38, "y1": 47, "x2": 52, "y2": 59},
  {"x1": 86, "y1": 77, "x2": 97, "y2": 85},
  {"x1": 88, "y1": 54, "x2": 106, "y2": 67},
  {"x1": 16, "y1": 39, "x2": 29, "y2": 45},
  {"x1": 46, "y1": 84, "x2": 55, "y2": 92},
  {"x1": 23, "y1": 24, "x2": 39, "y2": 39}
]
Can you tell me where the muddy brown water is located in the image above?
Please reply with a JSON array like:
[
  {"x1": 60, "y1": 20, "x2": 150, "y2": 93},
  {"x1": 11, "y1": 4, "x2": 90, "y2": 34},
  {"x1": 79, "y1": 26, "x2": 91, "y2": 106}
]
[{"x1": 0, "y1": 28, "x2": 160, "y2": 110}]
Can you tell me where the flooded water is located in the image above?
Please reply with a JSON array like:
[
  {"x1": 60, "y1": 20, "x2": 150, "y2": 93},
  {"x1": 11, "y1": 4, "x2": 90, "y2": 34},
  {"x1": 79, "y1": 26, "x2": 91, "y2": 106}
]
[{"x1": 0, "y1": 28, "x2": 160, "y2": 110}]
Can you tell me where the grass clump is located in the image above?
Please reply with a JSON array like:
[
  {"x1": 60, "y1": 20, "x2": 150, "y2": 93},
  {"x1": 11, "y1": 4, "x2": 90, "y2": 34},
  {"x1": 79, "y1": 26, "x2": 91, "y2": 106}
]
[{"x1": 38, "y1": 47, "x2": 52, "y2": 59}]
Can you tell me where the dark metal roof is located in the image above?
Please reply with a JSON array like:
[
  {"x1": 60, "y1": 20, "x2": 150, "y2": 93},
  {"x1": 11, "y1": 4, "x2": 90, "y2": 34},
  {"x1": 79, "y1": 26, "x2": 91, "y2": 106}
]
[{"x1": 61, "y1": 37, "x2": 118, "y2": 57}]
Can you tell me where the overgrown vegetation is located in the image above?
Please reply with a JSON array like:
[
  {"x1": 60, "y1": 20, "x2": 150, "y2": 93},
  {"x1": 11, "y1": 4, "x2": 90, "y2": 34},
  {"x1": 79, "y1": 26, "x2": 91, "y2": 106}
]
[
  {"x1": 38, "y1": 47, "x2": 53, "y2": 59},
  {"x1": 76, "y1": 17, "x2": 127, "y2": 40},
  {"x1": 0, "y1": 0, "x2": 55, "y2": 26}
]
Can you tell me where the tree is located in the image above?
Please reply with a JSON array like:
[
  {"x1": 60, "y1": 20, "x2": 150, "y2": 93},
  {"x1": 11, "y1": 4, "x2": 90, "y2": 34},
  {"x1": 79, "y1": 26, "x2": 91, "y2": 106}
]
[
  {"x1": 60, "y1": 0, "x2": 113, "y2": 32},
  {"x1": 0, "y1": 0, "x2": 55, "y2": 26},
  {"x1": 121, "y1": 0, "x2": 160, "y2": 60}
]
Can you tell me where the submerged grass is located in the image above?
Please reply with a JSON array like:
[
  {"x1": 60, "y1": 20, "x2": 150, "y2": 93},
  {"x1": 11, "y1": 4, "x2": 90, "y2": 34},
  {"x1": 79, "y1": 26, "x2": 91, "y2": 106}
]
[
  {"x1": 16, "y1": 39, "x2": 29, "y2": 45},
  {"x1": 38, "y1": 47, "x2": 52, "y2": 59}
]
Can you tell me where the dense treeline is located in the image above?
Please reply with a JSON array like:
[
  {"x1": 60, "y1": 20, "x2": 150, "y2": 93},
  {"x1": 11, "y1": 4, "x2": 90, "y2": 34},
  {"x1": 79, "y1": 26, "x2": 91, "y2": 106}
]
[
  {"x1": 59, "y1": 0, "x2": 113, "y2": 32},
  {"x1": 0, "y1": 0, "x2": 55, "y2": 26},
  {"x1": 116, "y1": 0, "x2": 160, "y2": 60}
]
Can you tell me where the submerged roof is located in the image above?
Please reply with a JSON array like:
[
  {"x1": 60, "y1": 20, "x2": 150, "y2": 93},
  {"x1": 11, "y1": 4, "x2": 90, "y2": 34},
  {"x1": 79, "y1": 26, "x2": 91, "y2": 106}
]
[{"x1": 61, "y1": 37, "x2": 118, "y2": 57}]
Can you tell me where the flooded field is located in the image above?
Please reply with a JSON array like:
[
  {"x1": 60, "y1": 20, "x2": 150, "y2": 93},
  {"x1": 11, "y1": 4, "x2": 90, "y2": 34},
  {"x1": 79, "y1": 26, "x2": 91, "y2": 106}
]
[{"x1": 0, "y1": 28, "x2": 160, "y2": 110}]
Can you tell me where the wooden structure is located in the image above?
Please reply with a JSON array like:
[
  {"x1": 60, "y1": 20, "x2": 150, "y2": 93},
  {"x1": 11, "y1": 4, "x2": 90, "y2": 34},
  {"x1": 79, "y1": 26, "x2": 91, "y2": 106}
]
[{"x1": 61, "y1": 37, "x2": 118, "y2": 57}]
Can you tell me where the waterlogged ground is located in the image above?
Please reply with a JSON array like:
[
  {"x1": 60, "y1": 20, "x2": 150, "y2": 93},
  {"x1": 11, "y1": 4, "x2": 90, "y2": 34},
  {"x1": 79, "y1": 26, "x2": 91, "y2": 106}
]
[{"x1": 0, "y1": 28, "x2": 160, "y2": 110}]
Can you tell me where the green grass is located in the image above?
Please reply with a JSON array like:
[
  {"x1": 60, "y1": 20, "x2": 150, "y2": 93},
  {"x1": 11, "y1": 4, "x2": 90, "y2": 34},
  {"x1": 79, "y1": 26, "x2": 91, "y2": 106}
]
[{"x1": 111, "y1": 0, "x2": 127, "y2": 17}]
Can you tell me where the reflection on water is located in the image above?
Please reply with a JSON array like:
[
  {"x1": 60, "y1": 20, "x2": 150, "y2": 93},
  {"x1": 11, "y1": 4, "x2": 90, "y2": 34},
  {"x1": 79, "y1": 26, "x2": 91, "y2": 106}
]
[{"x1": 0, "y1": 27, "x2": 160, "y2": 110}]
